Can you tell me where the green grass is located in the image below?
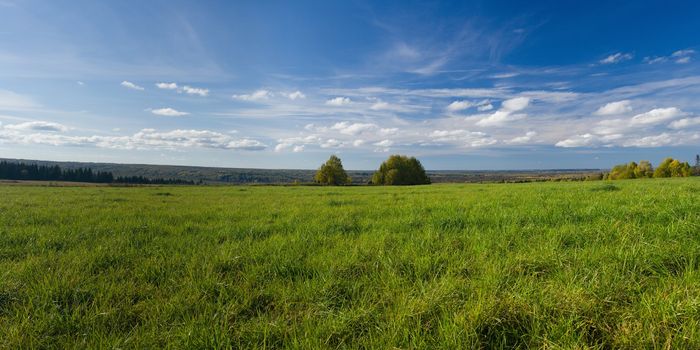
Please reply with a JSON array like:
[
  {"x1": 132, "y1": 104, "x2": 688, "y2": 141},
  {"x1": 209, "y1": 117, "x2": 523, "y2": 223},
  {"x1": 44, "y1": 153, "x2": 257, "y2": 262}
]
[{"x1": 1, "y1": 179, "x2": 700, "y2": 348}]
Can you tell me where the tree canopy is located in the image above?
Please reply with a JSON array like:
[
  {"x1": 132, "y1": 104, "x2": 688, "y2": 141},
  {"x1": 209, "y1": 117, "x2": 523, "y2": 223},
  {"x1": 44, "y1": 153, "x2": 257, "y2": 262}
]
[
  {"x1": 371, "y1": 155, "x2": 430, "y2": 185},
  {"x1": 314, "y1": 155, "x2": 350, "y2": 185},
  {"x1": 653, "y1": 157, "x2": 691, "y2": 178},
  {"x1": 606, "y1": 158, "x2": 691, "y2": 180}
]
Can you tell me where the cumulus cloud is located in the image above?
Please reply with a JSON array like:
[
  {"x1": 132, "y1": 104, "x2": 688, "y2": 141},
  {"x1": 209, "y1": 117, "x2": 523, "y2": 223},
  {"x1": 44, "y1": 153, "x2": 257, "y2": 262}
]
[
  {"x1": 287, "y1": 91, "x2": 306, "y2": 100},
  {"x1": 669, "y1": 117, "x2": 700, "y2": 129},
  {"x1": 507, "y1": 131, "x2": 537, "y2": 144},
  {"x1": 555, "y1": 133, "x2": 599, "y2": 148},
  {"x1": 156, "y1": 82, "x2": 178, "y2": 90},
  {"x1": 156, "y1": 82, "x2": 208, "y2": 96},
  {"x1": 475, "y1": 97, "x2": 530, "y2": 127},
  {"x1": 501, "y1": 97, "x2": 530, "y2": 111},
  {"x1": 330, "y1": 121, "x2": 376, "y2": 135},
  {"x1": 595, "y1": 100, "x2": 632, "y2": 115},
  {"x1": 151, "y1": 108, "x2": 189, "y2": 117},
  {"x1": 599, "y1": 52, "x2": 633, "y2": 64},
  {"x1": 321, "y1": 138, "x2": 343, "y2": 148},
  {"x1": 181, "y1": 85, "x2": 209, "y2": 97},
  {"x1": 325, "y1": 97, "x2": 351, "y2": 106},
  {"x1": 121, "y1": 81, "x2": 144, "y2": 91},
  {"x1": 233, "y1": 89, "x2": 272, "y2": 101},
  {"x1": 629, "y1": 107, "x2": 682, "y2": 125},
  {"x1": 446, "y1": 100, "x2": 474, "y2": 112},
  {"x1": 373, "y1": 139, "x2": 393, "y2": 152}
]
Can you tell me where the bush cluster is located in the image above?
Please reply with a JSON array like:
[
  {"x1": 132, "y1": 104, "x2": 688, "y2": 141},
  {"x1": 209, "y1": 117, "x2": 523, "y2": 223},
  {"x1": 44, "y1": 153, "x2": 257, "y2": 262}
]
[
  {"x1": 605, "y1": 158, "x2": 692, "y2": 180},
  {"x1": 315, "y1": 154, "x2": 430, "y2": 186}
]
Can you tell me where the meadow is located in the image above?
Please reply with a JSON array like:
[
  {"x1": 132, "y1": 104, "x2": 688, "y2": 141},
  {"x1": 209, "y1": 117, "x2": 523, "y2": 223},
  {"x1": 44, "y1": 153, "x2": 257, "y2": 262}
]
[{"x1": 1, "y1": 179, "x2": 700, "y2": 348}]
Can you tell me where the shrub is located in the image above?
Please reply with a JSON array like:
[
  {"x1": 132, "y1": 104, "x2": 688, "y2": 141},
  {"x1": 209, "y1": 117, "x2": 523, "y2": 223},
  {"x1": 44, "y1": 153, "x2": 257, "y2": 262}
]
[{"x1": 371, "y1": 155, "x2": 430, "y2": 185}]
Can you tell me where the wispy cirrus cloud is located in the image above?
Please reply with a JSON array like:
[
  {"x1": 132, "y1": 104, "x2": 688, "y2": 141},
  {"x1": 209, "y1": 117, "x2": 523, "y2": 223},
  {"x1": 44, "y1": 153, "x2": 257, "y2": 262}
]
[{"x1": 599, "y1": 52, "x2": 633, "y2": 64}]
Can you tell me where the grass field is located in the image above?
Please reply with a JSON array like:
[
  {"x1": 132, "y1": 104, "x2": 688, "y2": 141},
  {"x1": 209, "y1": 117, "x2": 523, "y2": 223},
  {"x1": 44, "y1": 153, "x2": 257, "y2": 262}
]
[{"x1": 2, "y1": 179, "x2": 700, "y2": 348}]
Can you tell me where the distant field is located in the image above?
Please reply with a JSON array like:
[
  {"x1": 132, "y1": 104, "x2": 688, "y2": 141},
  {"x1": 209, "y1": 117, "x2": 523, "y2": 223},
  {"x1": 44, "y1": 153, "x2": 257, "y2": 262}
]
[{"x1": 2, "y1": 179, "x2": 700, "y2": 348}]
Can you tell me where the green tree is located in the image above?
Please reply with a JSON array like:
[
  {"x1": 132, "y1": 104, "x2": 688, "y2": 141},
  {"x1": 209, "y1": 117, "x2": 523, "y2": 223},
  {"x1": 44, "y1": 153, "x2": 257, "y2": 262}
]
[
  {"x1": 371, "y1": 155, "x2": 430, "y2": 185},
  {"x1": 654, "y1": 158, "x2": 673, "y2": 178},
  {"x1": 654, "y1": 157, "x2": 691, "y2": 178},
  {"x1": 608, "y1": 162, "x2": 637, "y2": 180},
  {"x1": 635, "y1": 160, "x2": 654, "y2": 178},
  {"x1": 314, "y1": 155, "x2": 350, "y2": 185}
]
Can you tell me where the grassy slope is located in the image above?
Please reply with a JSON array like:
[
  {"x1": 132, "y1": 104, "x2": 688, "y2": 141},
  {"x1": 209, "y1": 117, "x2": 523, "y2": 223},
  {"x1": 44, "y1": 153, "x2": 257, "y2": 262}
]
[{"x1": 1, "y1": 179, "x2": 700, "y2": 348}]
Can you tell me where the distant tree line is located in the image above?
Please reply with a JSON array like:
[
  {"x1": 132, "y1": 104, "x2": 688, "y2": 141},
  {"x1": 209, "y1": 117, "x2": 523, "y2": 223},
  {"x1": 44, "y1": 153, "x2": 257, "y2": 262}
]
[
  {"x1": 0, "y1": 161, "x2": 193, "y2": 185},
  {"x1": 605, "y1": 157, "x2": 695, "y2": 180}
]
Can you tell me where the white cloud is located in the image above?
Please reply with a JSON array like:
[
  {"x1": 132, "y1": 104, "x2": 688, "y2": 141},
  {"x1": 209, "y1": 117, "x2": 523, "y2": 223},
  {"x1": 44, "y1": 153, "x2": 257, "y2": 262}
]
[
  {"x1": 630, "y1": 107, "x2": 682, "y2": 125},
  {"x1": 151, "y1": 108, "x2": 189, "y2": 117},
  {"x1": 446, "y1": 100, "x2": 474, "y2": 112},
  {"x1": 507, "y1": 131, "x2": 537, "y2": 144},
  {"x1": 622, "y1": 133, "x2": 674, "y2": 147},
  {"x1": 370, "y1": 101, "x2": 391, "y2": 110},
  {"x1": 669, "y1": 117, "x2": 700, "y2": 129},
  {"x1": 475, "y1": 97, "x2": 530, "y2": 127},
  {"x1": 325, "y1": 97, "x2": 351, "y2": 106},
  {"x1": 644, "y1": 49, "x2": 694, "y2": 65},
  {"x1": 491, "y1": 72, "x2": 519, "y2": 79},
  {"x1": 4, "y1": 121, "x2": 68, "y2": 132},
  {"x1": 555, "y1": 133, "x2": 598, "y2": 148},
  {"x1": 330, "y1": 122, "x2": 376, "y2": 135},
  {"x1": 373, "y1": 139, "x2": 394, "y2": 151},
  {"x1": 0, "y1": 127, "x2": 266, "y2": 151},
  {"x1": 292, "y1": 145, "x2": 305, "y2": 152},
  {"x1": 600, "y1": 52, "x2": 633, "y2": 64},
  {"x1": 121, "y1": 81, "x2": 144, "y2": 91},
  {"x1": 595, "y1": 100, "x2": 632, "y2": 115},
  {"x1": 353, "y1": 139, "x2": 365, "y2": 147},
  {"x1": 181, "y1": 85, "x2": 209, "y2": 97},
  {"x1": 287, "y1": 91, "x2": 306, "y2": 100},
  {"x1": 676, "y1": 56, "x2": 691, "y2": 64},
  {"x1": 644, "y1": 56, "x2": 667, "y2": 64},
  {"x1": 156, "y1": 82, "x2": 178, "y2": 90},
  {"x1": 157, "y1": 82, "x2": 208, "y2": 96},
  {"x1": 321, "y1": 138, "x2": 343, "y2": 148},
  {"x1": 501, "y1": 97, "x2": 530, "y2": 112},
  {"x1": 233, "y1": 89, "x2": 272, "y2": 101},
  {"x1": 429, "y1": 129, "x2": 496, "y2": 147},
  {"x1": 672, "y1": 49, "x2": 695, "y2": 57},
  {"x1": 77, "y1": 81, "x2": 85, "y2": 86}
]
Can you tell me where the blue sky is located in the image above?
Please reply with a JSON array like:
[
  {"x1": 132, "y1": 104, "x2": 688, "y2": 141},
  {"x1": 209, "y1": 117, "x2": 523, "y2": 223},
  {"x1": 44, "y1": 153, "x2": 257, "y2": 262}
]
[{"x1": 1, "y1": 0, "x2": 700, "y2": 170}]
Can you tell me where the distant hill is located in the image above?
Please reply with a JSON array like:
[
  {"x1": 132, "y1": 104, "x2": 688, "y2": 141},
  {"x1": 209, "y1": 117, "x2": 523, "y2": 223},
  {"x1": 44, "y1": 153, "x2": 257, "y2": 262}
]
[{"x1": 0, "y1": 158, "x2": 602, "y2": 184}]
